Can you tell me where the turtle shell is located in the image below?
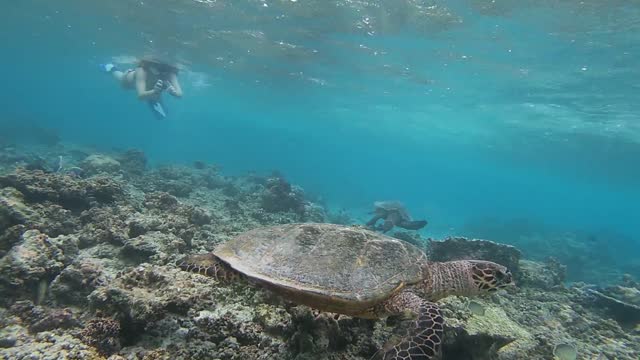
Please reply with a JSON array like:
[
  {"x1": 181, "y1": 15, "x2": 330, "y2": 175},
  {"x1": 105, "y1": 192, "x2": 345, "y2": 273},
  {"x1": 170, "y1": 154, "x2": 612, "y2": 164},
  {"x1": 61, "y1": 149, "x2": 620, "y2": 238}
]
[
  {"x1": 214, "y1": 223, "x2": 427, "y2": 316},
  {"x1": 373, "y1": 201, "x2": 412, "y2": 221}
]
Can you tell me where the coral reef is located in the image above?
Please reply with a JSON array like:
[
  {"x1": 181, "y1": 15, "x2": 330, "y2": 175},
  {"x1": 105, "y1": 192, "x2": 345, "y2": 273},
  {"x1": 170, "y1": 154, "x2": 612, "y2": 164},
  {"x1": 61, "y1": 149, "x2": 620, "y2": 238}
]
[
  {"x1": 0, "y1": 169, "x2": 124, "y2": 211},
  {"x1": 260, "y1": 175, "x2": 306, "y2": 215},
  {"x1": 0, "y1": 145, "x2": 638, "y2": 360},
  {"x1": 0, "y1": 230, "x2": 79, "y2": 305},
  {"x1": 80, "y1": 317, "x2": 121, "y2": 355}
]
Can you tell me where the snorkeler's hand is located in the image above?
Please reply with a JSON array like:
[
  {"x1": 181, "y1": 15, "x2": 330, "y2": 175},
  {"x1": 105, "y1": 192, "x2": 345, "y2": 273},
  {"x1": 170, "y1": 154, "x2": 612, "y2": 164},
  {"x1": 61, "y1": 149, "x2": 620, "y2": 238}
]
[
  {"x1": 166, "y1": 84, "x2": 176, "y2": 95},
  {"x1": 153, "y1": 80, "x2": 164, "y2": 93}
]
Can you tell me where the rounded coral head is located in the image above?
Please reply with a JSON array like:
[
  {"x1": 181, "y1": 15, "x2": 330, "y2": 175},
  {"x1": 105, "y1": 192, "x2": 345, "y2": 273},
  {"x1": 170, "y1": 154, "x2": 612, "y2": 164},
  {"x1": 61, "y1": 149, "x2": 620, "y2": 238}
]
[{"x1": 467, "y1": 260, "x2": 514, "y2": 293}]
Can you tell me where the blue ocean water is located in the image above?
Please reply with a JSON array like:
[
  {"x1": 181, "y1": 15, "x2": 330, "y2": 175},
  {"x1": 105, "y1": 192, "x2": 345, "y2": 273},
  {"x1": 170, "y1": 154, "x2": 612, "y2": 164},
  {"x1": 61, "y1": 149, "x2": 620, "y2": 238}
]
[{"x1": 2, "y1": 1, "x2": 639, "y2": 277}]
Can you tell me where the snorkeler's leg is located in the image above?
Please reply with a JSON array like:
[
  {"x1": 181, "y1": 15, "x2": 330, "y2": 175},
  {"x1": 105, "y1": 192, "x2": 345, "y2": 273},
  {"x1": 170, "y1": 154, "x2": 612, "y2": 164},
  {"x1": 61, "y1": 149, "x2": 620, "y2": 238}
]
[{"x1": 111, "y1": 70, "x2": 125, "y2": 81}]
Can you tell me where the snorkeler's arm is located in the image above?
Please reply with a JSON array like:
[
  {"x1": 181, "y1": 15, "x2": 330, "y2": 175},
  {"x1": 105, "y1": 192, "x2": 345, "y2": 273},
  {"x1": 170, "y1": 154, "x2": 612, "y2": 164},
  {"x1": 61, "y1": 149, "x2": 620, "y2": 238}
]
[
  {"x1": 166, "y1": 73, "x2": 183, "y2": 98},
  {"x1": 135, "y1": 68, "x2": 160, "y2": 100}
]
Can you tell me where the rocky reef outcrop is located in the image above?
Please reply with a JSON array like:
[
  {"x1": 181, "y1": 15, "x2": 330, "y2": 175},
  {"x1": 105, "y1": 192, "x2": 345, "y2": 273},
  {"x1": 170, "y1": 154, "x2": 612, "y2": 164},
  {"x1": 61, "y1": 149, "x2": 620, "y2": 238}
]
[
  {"x1": 0, "y1": 145, "x2": 638, "y2": 360},
  {"x1": 428, "y1": 236, "x2": 522, "y2": 274}
]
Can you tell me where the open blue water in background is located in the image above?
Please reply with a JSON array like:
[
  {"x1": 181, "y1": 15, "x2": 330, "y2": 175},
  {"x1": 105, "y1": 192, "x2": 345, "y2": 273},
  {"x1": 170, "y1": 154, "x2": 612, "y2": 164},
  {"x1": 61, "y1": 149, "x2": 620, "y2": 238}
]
[{"x1": 2, "y1": 1, "x2": 639, "y2": 277}]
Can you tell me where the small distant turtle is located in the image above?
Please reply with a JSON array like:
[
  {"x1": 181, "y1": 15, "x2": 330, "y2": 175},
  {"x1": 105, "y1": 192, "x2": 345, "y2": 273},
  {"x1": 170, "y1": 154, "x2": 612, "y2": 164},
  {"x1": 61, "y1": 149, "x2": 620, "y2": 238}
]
[
  {"x1": 178, "y1": 223, "x2": 513, "y2": 360},
  {"x1": 366, "y1": 201, "x2": 428, "y2": 233}
]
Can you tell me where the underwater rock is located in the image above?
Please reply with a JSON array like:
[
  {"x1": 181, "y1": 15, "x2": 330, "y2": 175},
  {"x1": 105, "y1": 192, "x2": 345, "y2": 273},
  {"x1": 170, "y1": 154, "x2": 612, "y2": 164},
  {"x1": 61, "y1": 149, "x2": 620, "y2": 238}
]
[
  {"x1": 178, "y1": 204, "x2": 212, "y2": 226},
  {"x1": 190, "y1": 304, "x2": 287, "y2": 356},
  {"x1": 428, "y1": 237, "x2": 521, "y2": 274},
  {"x1": 587, "y1": 285, "x2": 640, "y2": 329},
  {"x1": 288, "y1": 307, "x2": 373, "y2": 358},
  {"x1": 440, "y1": 297, "x2": 536, "y2": 359},
  {"x1": 50, "y1": 259, "x2": 107, "y2": 306},
  {"x1": 144, "y1": 191, "x2": 179, "y2": 211},
  {"x1": 77, "y1": 205, "x2": 132, "y2": 247},
  {"x1": 127, "y1": 213, "x2": 165, "y2": 238},
  {"x1": 30, "y1": 202, "x2": 80, "y2": 237},
  {"x1": 0, "y1": 188, "x2": 32, "y2": 254},
  {"x1": 86, "y1": 175, "x2": 125, "y2": 204},
  {"x1": 80, "y1": 317, "x2": 122, "y2": 356},
  {"x1": 121, "y1": 231, "x2": 187, "y2": 264},
  {"x1": 88, "y1": 264, "x2": 219, "y2": 327},
  {"x1": 140, "y1": 166, "x2": 198, "y2": 197},
  {"x1": 9, "y1": 301, "x2": 80, "y2": 333},
  {"x1": 1, "y1": 186, "x2": 80, "y2": 241},
  {"x1": 260, "y1": 176, "x2": 306, "y2": 215},
  {"x1": 518, "y1": 259, "x2": 566, "y2": 290},
  {"x1": 0, "y1": 306, "x2": 100, "y2": 359},
  {"x1": 0, "y1": 187, "x2": 33, "y2": 231},
  {"x1": 117, "y1": 149, "x2": 147, "y2": 176},
  {"x1": 28, "y1": 308, "x2": 80, "y2": 333},
  {"x1": 0, "y1": 230, "x2": 79, "y2": 304},
  {"x1": 0, "y1": 169, "x2": 124, "y2": 211},
  {"x1": 81, "y1": 154, "x2": 121, "y2": 175},
  {"x1": 157, "y1": 179, "x2": 194, "y2": 197},
  {"x1": 130, "y1": 196, "x2": 209, "y2": 247}
]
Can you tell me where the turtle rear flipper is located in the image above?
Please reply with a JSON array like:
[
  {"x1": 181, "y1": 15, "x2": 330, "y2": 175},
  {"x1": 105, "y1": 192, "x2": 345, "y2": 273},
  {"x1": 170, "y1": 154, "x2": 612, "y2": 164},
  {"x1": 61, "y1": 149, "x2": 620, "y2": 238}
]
[
  {"x1": 398, "y1": 220, "x2": 428, "y2": 231},
  {"x1": 381, "y1": 291, "x2": 443, "y2": 360}
]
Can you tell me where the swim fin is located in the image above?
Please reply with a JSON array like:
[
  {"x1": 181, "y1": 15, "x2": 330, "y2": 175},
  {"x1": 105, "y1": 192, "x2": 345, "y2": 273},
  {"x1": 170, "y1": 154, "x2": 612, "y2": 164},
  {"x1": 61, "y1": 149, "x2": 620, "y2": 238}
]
[{"x1": 148, "y1": 100, "x2": 167, "y2": 120}]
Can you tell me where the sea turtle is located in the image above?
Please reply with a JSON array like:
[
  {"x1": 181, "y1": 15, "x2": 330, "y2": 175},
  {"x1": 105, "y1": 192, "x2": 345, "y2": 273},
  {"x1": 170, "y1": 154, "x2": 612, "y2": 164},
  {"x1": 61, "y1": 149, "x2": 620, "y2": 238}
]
[
  {"x1": 366, "y1": 201, "x2": 428, "y2": 233},
  {"x1": 178, "y1": 223, "x2": 513, "y2": 359}
]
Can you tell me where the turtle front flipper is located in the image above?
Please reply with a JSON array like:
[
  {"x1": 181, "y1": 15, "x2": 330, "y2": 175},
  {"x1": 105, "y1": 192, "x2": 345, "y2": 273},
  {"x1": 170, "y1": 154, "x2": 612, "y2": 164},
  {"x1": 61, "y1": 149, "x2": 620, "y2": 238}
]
[
  {"x1": 381, "y1": 291, "x2": 443, "y2": 360},
  {"x1": 177, "y1": 253, "x2": 237, "y2": 282},
  {"x1": 366, "y1": 214, "x2": 384, "y2": 227}
]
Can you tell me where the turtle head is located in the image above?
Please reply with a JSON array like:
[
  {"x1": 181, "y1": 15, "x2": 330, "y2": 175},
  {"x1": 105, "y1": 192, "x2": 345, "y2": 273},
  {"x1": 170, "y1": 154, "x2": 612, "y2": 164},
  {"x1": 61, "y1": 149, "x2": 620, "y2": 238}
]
[{"x1": 467, "y1": 260, "x2": 514, "y2": 293}]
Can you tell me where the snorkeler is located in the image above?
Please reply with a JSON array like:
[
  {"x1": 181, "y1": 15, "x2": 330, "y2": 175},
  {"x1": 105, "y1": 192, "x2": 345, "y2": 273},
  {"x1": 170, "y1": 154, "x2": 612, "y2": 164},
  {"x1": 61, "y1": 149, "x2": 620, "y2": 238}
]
[{"x1": 101, "y1": 57, "x2": 183, "y2": 119}]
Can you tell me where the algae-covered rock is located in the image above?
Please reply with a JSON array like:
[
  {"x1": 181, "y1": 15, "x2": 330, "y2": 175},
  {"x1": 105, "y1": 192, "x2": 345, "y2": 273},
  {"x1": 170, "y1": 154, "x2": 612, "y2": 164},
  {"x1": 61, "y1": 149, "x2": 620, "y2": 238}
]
[
  {"x1": 518, "y1": 259, "x2": 566, "y2": 290},
  {"x1": 80, "y1": 317, "x2": 122, "y2": 356},
  {"x1": 0, "y1": 307, "x2": 101, "y2": 360},
  {"x1": 50, "y1": 258, "x2": 108, "y2": 305},
  {"x1": 428, "y1": 237, "x2": 521, "y2": 273},
  {"x1": 0, "y1": 187, "x2": 32, "y2": 252},
  {"x1": 254, "y1": 303, "x2": 292, "y2": 336},
  {"x1": 588, "y1": 285, "x2": 640, "y2": 329},
  {"x1": 121, "y1": 231, "x2": 186, "y2": 264},
  {"x1": 441, "y1": 296, "x2": 536, "y2": 359},
  {"x1": 88, "y1": 264, "x2": 220, "y2": 325},
  {"x1": 0, "y1": 169, "x2": 125, "y2": 210},
  {"x1": 0, "y1": 187, "x2": 33, "y2": 231},
  {"x1": 0, "y1": 230, "x2": 79, "y2": 303},
  {"x1": 81, "y1": 154, "x2": 121, "y2": 175}
]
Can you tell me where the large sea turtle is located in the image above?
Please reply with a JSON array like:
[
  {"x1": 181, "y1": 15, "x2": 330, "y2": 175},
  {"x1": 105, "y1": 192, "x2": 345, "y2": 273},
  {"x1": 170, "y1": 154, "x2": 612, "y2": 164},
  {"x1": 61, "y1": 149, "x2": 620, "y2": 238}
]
[
  {"x1": 178, "y1": 223, "x2": 513, "y2": 360},
  {"x1": 366, "y1": 201, "x2": 428, "y2": 233}
]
